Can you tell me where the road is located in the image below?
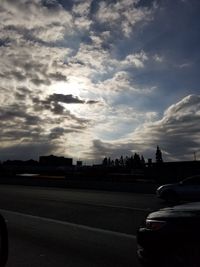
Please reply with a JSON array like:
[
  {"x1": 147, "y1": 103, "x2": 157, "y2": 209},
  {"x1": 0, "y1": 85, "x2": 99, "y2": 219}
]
[{"x1": 0, "y1": 184, "x2": 163, "y2": 266}]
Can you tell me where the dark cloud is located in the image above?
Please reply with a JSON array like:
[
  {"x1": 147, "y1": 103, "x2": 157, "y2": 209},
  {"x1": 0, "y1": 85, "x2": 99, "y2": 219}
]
[
  {"x1": 48, "y1": 72, "x2": 67, "y2": 81},
  {"x1": 49, "y1": 127, "x2": 66, "y2": 139},
  {"x1": 10, "y1": 70, "x2": 26, "y2": 81},
  {"x1": 32, "y1": 97, "x2": 51, "y2": 112},
  {"x1": 41, "y1": 0, "x2": 60, "y2": 9},
  {"x1": 89, "y1": 139, "x2": 135, "y2": 161},
  {"x1": 4, "y1": 25, "x2": 47, "y2": 47},
  {"x1": 0, "y1": 142, "x2": 59, "y2": 161},
  {"x1": 15, "y1": 86, "x2": 33, "y2": 100},
  {"x1": 49, "y1": 126, "x2": 80, "y2": 139},
  {"x1": 50, "y1": 102, "x2": 65, "y2": 114},
  {"x1": 44, "y1": 93, "x2": 99, "y2": 106},
  {"x1": 0, "y1": 104, "x2": 42, "y2": 127},
  {"x1": 30, "y1": 78, "x2": 51, "y2": 86},
  {"x1": 48, "y1": 93, "x2": 85, "y2": 104},
  {"x1": 16, "y1": 86, "x2": 32, "y2": 94},
  {"x1": 86, "y1": 100, "x2": 99, "y2": 104},
  {"x1": 31, "y1": 95, "x2": 90, "y2": 124},
  {"x1": 0, "y1": 38, "x2": 10, "y2": 47},
  {"x1": 0, "y1": 128, "x2": 42, "y2": 142}
]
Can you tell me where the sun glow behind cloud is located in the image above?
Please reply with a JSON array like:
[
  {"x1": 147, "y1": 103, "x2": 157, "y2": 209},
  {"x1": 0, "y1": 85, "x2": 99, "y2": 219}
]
[
  {"x1": 50, "y1": 79, "x2": 83, "y2": 97},
  {"x1": 49, "y1": 78, "x2": 86, "y2": 112}
]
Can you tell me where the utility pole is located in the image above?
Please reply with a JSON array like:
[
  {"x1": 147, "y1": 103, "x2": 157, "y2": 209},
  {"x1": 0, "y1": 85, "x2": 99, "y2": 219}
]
[{"x1": 194, "y1": 152, "x2": 197, "y2": 161}]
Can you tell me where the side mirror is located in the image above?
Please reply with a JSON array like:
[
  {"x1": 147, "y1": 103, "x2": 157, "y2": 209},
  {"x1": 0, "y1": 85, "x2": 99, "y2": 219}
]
[{"x1": 0, "y1": 215, "x2": 8, "y2": 267}]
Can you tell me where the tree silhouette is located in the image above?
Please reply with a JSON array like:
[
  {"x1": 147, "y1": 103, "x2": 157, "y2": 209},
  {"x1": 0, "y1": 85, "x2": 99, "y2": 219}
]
[
  {"x1": 141, "y1": 155, "x2": 145, "y2": 167},
  {"x1": 102, "y1": 157, "x2": 108, "y2": 166},
  {"x1": 119, "y1": 156, "x2": 124, "y2": 167},
  {"x1": 115, "y1": 158, "x2": 119, "y2": 167},
  {"x1": 102, "y1": 153, "x2": 146, "y2": 169},
  {"x1": 156, "y1": 146, "x2": 163, "y2": 163}
]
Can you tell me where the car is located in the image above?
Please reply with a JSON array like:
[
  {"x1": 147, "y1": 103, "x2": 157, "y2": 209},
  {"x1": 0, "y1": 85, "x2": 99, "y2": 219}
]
[
  {"x1": 137, "y1": 202, "x2": 200, "y2": 267},
  {"x1": 156, "y1": 175, "x2": 200, "y2": 202}
]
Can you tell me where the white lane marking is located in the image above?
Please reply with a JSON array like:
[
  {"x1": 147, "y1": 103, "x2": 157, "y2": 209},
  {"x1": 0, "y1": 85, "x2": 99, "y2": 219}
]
[
  {"x1": 0, "y1": 208, "x2": 136, "y2": 240},
  {"x1": 83, "y1": 202, "x2": 152, "y2": 212}
]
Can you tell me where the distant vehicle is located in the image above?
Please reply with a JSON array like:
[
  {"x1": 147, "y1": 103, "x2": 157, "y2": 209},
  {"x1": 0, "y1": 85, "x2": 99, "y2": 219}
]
[
  {"x1": 137, "y1": 202, "x2": 200, "y2": 267},
  {"x1": 156, "y1": 175, "x2": 200, "y2": 202}
]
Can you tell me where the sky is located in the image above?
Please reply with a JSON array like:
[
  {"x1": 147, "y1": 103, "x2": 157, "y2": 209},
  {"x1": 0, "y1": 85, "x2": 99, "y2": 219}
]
[{"x1": 1, "y1": 0, "x2": 200, "y2": 163}]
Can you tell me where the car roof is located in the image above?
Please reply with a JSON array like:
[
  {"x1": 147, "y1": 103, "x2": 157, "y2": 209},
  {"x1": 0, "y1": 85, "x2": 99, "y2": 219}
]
[{"x1": 182, "y1": 175, "x2": 200, "y2": 181}]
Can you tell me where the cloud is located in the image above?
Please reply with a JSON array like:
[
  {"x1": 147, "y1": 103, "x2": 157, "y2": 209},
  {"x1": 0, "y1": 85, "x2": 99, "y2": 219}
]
[
  {"x1": 0, "y1": 142, "x2": 59, "y2": 161},
  {"x1": 48, "y1": 72, "x2": 67, "y2": 81},
  {"x1": 48, "y1": 93, "x2": 85, "y2": 104},
  {"x1": 88, "y1": 95, "x2": 200, "y2": 162},
  {"x1": 0, "y1": 104, "x2": 41, "y2": 125},
  {"x1": 31, "y1": 95, "x2": 91, "y2": 124},
  {"x1": 50, "y1": 101, "x2": 65, "y2": 115},
  {"x1": 0, "y1": 0, "x2": 74, "y2": 93},
  {"x1": 123, "y1": 51, "x2": 148, "y2": 68},
  {"x1": 72, "y1": 1, "x2": 92, "y2": 16},
  {"x1": 87, "y1": 139, "x2": 135, "y2": 161},
  {"x1": 32, "y1": 93, "x2": 99, "y2": 118},
  {"x1": 132, "y1": 95, "x2": 200, "y2": 160},
  {"x1": 49, "y1": 126, "x2": 75, "y2": 139},
  {"x1": 1, "y1": 0, "x2": 73, "y2": 38},
  {"x1": 95, "y1": 0, "x2": 154, "y2": 37},
  {"x1": 97, "y1": 70, "x2": 155, "y2": 94},
  {"x1": 1, "y1": 0, "x2": 199, "y2": 163},
  {"x1": 86, "y1": 100, "x2": 99, "y2": 104},
  {"x1": 98, "y1": 71, "x2": 131, "y2": 92}
]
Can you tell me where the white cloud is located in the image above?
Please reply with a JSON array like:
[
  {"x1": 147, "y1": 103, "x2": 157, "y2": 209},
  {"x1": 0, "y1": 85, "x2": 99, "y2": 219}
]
[
  {"x1": 1, "y1": 0, "x2": 73, "y2": 30},
  {"x1": 72, "y1": 1, "x2": 92, "y2": 16},
  {"x1": 153, "y1": 54, "x2": 164, "y2": 62},
  {"x1": 88, "y1": 95, "x2": 200, "y2": 162},
  {"x1": 131, "y1": 95, "x2": 200, "y2": 160},
  {"x1": 96, "y1": 0, "x2": 154, "y2": 37},
  {"x1": 123, "y1": 51, "x2": 148, "y2": 68},
  {"x1": 178, "y1": 62, "x2": 192, "y2": 68},
  {"x1": 72, "y1": 42, "x2": 110, "y2": 74},
  {"x1": 96, "y1": 71, "x2": 156, "y2": 94}
]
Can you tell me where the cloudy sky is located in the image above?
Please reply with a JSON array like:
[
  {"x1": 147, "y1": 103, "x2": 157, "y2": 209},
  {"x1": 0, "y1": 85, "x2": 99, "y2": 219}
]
[{"x1": 1, "y1": 0, "x2": 200, "y2": 163}]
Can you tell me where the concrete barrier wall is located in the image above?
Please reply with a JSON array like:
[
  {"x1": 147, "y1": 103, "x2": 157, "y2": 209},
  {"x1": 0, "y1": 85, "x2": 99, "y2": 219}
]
[{"x1": 0, "y1": 176, "x2": 157, "y2": 194}]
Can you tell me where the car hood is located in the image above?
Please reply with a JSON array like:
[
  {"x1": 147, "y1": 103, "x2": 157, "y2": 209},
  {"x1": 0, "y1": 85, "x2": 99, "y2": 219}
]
[{"x1": 148, "y1": 202, "x2": 200, "y2": 219}]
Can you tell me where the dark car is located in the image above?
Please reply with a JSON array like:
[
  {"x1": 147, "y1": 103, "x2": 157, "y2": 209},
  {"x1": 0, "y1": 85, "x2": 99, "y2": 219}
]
[
  {"x1": 156, "y1": 175, "x2": 200, "y2": 202},
  {"x1": 137, "y1": 202, "x2": 200, "y2": 267}
]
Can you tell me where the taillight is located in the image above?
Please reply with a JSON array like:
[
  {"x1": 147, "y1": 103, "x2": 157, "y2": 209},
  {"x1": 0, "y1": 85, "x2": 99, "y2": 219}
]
[{"x1": 146, "y1": 219, "x2": 166, "y2": 230}]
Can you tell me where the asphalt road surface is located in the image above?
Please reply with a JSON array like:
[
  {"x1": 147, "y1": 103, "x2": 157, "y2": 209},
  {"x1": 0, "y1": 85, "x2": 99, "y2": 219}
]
[{"x1": 0, "y1": 184, "x2": 164, "y2": 266}]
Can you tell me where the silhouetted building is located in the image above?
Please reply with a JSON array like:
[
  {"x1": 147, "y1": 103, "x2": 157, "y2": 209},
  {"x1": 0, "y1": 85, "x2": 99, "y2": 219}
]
[
  {"x1": 39, "y1": 155, "x2": 73, "y2": 166},
  {"x1": 77, "y1": 161, "x2": 82, "y2": 167}
]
